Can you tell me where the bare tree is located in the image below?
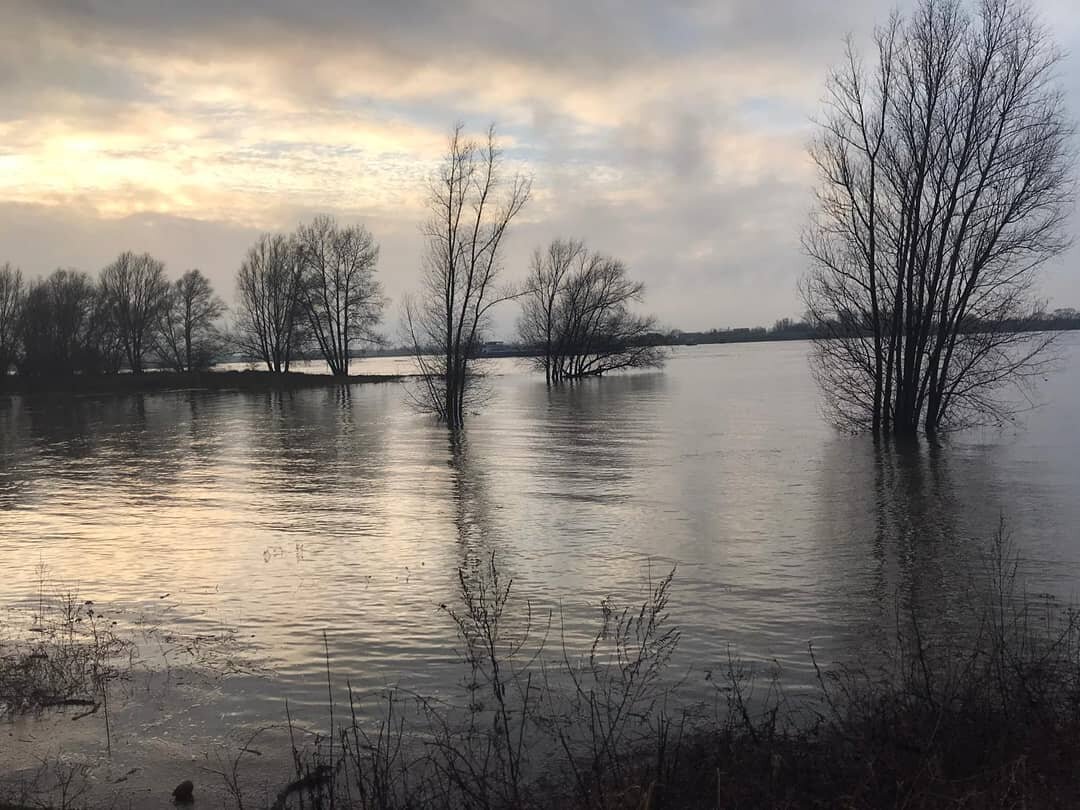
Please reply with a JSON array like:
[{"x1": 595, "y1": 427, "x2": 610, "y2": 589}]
[
  {"x1": 519, "y1": 239, "x2": 582, "y2": 384},
  {"x1": 803, "y1": 0, "x2": 1075, "y2": 437},
  {"x1": 235, "y1": 233, "x2": 305, "y2": 373},
  {"x1": 89, "y1": 284, "x2": 126, "y2": 374},
  {"x1": 99, "y1": 251, "x2": 170, "y2": 374},
  {"x1": 294, "y1": 214, "x2": 384, "y2": 376},
  {"x1": 405, "y1": 124, "x2": 531, "y2": 428},
  {"x1": 519, "y1": 240, "x2": 664, "y2": 383},
  {"x1": 18, "y1": 269, "x2": 104, "y2": 376},
  {"x1": 157, "y1": 269, "x2": 226, "y2": 372},
  {"x1": 0, "y1": 263, "x2": 24, "y2": 376}
]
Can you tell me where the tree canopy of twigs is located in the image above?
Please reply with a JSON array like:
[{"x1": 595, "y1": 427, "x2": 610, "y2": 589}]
[
  {"x1": 99, "y1": 251, "x2": 171, "y2": 374},
  {"x1": 0, "y1": 263, "x2": 24, "y2": 376},
  {"x1": 235, "y1": 234, "x2": 306, "y2": 373},
  {"x1": 156, "y1": 269, "x2": 227, "y2": 372},
  {"x1": 518, "y1": 239, "x2": 665, "y2": 384},
  {"x1": 405, "y1": 124, "x2": 531, "y2": 428},
  {"x1": 17, "y1": 269, "x2": 115, "y2": 376},
  {"x1": 294, "y1": 214, "x2": 385, "y2": 377},
  {"x1": 802, "y1": 0, "x2": 1075, "y2": 436}
]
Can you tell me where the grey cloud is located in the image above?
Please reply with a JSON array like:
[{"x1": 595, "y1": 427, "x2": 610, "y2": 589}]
[
  {"x1": 8, "y1": 0, "x2": 889, "y2": 101},
  {"x1": 1, "y1": 0, "x2": 1077, "y2": 333}
]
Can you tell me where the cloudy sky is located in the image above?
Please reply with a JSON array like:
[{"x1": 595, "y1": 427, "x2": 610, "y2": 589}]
[{"x1": 2, "y1": 0, "x2": 1078, "y2": 335}]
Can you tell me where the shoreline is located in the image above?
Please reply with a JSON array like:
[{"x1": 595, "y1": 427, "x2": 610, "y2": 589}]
[{"x1": 0, "y1": 369, "x2": 410, "y2": 397}]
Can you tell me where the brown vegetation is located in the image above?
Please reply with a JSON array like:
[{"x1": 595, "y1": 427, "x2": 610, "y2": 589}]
[{"x1": 208, "y1": 525, "x2": 1080, "y2": 810}]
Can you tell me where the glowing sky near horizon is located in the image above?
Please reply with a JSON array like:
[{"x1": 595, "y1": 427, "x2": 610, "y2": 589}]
[{"x1": 1, "y1": 0, "x2": 1078, "y2": 335}]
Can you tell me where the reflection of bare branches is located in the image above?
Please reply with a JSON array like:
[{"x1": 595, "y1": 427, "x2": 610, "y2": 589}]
[{"x1": 246, "y1": 386, "x2": 387, "y2": 501}]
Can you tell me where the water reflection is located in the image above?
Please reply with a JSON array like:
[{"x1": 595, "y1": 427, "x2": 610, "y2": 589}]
[
  {"x1": 809, "y1": 434, "x2": 1013, "y2": 669},
  {"x1": 447, "y1": 430, "x2": 493, "y2": 562},
  {"x1": 245, "y1": 386, "x2": 388, "y2": 496},
  {"x1": 0, "y1": 342, "x2": 1077, "y2": 758},
  {"x1": 537, "y1": 373, "x2": 668, "y2": 501}
]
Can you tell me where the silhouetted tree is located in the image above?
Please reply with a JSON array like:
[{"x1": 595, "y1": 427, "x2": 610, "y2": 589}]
[
  {"x1": 100, "y1": 251, "x2": 170, "y2": 374},
  {"x1": 156, "y1": 269, "x2": 226, "y2": 372},
  {"x1": 89, "y1": 284, "x2": 126, "y2": 374},
  {"x1": 18, "y1": 269, "x2": 105, "y2": 375},
  {"x1": 803, "y1": 0, "x2": 1074, "y2": 436},
  {"x1": 235, "y1": 234, "x2": 305, "y2": 373},
  {"x1": 0, "y1": 263, "x2": 24, "y2": 375},
  {"x1": 519, "y1": 239, "x2": 580, "y2": 384},
  {"x1": 405, "y1": 124, "x2": 531, "y2": 427},
  {"x1": 294, "y1": 214, "x2": 384, "y2": 376},
  {"x1": 519, "y1": 239, "x2": 664, "y2": 383}
]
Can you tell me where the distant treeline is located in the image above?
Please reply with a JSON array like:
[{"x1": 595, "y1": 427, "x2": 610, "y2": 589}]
[
  {"x1": 3, "y1": 247, "x2": 1078, "y2": 381},
  {"x1": 657, "y1": 310, "x2": 1080, "y2": 347}
]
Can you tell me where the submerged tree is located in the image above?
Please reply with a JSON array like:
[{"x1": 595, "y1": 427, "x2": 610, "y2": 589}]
[
  {"x1": 157, "y1": 269, "x2": 226, "y2": 372},
  {"x1": 519, "y1": 239, "x2": 664, "y2": 383},
  {"x1": 235, "y1": 234, "x2": 305, "y2": 373},
  {"x1": 100, "y1": 251, "x2": 170, "y2": 374},
  {"x1": 803, "y1": 0, "x2": 1074, "y2": 436},
  {"x1": 405, "y1": 124, "x2": 531, "y2": 428},
  {"x1": 294, "y1": 214, "x2": 384, "y2": 376},
  {"x1": 0, "y1": 263, "x2": 24, "y2": 375}
]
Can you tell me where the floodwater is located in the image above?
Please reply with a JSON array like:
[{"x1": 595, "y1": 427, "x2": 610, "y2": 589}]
[{"x1": 1, "y1": 338, "x2": 1079, "y2": 800}]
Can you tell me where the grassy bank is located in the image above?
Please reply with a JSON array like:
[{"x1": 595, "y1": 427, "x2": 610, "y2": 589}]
[{"x1": 0, "y1": 369, "x2": 408, "y2": 396}]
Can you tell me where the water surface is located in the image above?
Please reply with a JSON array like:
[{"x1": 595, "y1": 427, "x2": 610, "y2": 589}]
[{"x1": 2, "y1": 339, "x2": 1079, "y2": 795}]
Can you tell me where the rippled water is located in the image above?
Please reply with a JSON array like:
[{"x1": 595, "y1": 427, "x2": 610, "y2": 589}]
[{"x1": 2, "y1": 338, "x2": 1079, "y2": 794}]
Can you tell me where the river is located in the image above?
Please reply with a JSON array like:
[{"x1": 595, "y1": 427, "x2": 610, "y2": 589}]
[{"x1": 1, "y1": 337, "x2": 1078, "y2": 801}]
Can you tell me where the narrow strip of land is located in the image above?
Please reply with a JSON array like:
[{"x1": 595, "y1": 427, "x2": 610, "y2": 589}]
[{"x1": 0, "y1": 370, "x2": 408, "y2": 396}]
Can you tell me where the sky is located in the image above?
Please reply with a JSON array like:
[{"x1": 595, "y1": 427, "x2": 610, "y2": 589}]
[{"x1": 1, "y1": 0, "x2": 1078, "y2": 337}]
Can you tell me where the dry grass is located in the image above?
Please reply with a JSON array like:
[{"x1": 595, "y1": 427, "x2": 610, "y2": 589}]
[
  {"x1": 8, "y1": 524, "x2": 1080, "y2": 809},
  {"x1": 250, "y1": 524, "x2": 1080, "y2": 809},
  {"x1": 0, "y1": 566, "x2": 131, "y2": 722}
]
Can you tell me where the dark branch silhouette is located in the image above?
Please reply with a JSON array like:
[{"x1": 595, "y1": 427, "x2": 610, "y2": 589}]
[
  {"x1": 156, "y1": 269, "x2": 227, "y2": 372},
  {"x1": 405, "y1": 123, "x2": 531, "y2": 428},
  {"x1": 294, "y1": 214, "x2": 385, "y2": 377},
  {"x1": 0, "y1": 263, "x2": 24, "y2": 376},
  {"x1": 235, "y1": 234, "x2": 306, "y2": 373},
  {"x1": 803, "y1": 0, "x2": 1075, "y2": 436},
  {"x1": 99, "y1": 252, "x2": 171, "y2": 375},
  {"x1": 518, "y1": 239, "x2": 665, "y2": 383},
  {"x1": 17, "y1": 269, "x2": 114, "y2": 376}
]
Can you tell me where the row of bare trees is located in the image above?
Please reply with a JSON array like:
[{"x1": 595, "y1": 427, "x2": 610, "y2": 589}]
[
  {"x1": 803, "y1": 0, "x2": 1075, "y2": 437},
  {"x1": 0, "y1": 215, "x2": 385, "y2": 379},
  {"x1": 14, "y1": 0, "x2": 1066, "y2": 439},
  {"x1": 234, "y1": 215, "x2": 384, "y2": 376},
  {"x1": 0, "y1": 258, "x2": 224, "y2": 376},
  {"x1": 402, "y1": 0, "x2": 1076, "y2": 434}
]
